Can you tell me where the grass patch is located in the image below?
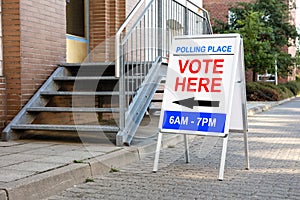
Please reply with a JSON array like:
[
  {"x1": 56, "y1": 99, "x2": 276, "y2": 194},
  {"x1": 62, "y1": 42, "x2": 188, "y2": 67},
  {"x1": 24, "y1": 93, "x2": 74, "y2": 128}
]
[
  {"x1": 85, "y1": 177, "x2": 95, "y2": 183},
  {"x1": 109, "y1": 167, "x2": 120, "y2": 173},
  {"x1": 73, "y1": 160, "x2": 84, "y2": 163}
]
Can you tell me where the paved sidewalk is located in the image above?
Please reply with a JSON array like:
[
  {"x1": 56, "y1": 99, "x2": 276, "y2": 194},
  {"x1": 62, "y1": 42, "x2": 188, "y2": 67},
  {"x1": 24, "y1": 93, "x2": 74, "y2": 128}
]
[
  {"x1": 48, "y1": 97, "x2": 300, "y2": 200},
  {"x1": 0, "y1": 99, "x2": 296, "y2": 200}
]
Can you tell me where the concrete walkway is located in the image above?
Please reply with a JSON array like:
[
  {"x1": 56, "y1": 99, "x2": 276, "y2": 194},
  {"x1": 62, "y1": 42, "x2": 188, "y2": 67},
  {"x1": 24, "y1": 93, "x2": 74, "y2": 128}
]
[
  {"x1": 0, "y1": 99, "x2": 297, "y2": 200},
  {"x1": 48, "y1": 97, "x2": 300, "y2": 200}
]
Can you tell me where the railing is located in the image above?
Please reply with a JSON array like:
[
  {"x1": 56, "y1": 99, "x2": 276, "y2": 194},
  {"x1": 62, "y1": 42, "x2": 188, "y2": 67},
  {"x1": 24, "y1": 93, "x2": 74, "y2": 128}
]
[{"x1": 115, "y1": 0, "x2": 213, "y2": 145}]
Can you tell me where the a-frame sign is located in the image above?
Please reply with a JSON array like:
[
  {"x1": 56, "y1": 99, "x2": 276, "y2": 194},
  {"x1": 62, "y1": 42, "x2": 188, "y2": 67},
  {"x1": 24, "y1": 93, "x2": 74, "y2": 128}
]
[{"x1": 153, "y1": 34, "x2": 249, "y2": 180}]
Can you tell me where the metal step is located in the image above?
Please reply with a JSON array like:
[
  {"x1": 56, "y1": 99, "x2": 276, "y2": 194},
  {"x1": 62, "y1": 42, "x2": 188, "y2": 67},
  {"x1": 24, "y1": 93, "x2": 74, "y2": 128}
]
[
  {"x1": 11, "y1": 124, "x2": 119, "y2": 132},
  {"x1": 60, "y1": 63, "x2": 116, "y2": 76},
  {"x1": 53, "y1": 76, "x2": 144, "y2": 81},
  {"x1": 156, "y1": 84, "x2": 165, "y2": 92},
  {"x1": 151, "y1": 93, "x2": 164, "y2": 102},
  {"x1": 53, "y1": 76, "x2": 118, "y2": 81},
  {"x1": 59, "y1": 62, "x2": 115, "y2": 68},
  {"x1": 40, "y1": 91, "x2": 134, "y2": 96},
  {"x1": 27, "y1": 107, "x2": 120, "y2": 113}
]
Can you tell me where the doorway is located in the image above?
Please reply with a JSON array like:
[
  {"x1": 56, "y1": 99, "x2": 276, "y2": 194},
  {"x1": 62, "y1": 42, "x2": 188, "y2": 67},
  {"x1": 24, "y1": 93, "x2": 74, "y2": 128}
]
[{"x1": 66, "y1": 0, "x2": 88, "y2": 63}]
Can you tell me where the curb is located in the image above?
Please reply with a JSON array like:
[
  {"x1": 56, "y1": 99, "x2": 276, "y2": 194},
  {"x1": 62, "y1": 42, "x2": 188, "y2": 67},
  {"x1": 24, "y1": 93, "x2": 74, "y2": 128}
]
[
  {"x1": 1, "y1": 134, "x2": 183, "y2": 200},
  {"x1": 0, "y1": 190, "x2": 7, "y2": 200},
  {"x1": 247, "y1": 97, "x2": 296, "y2": 116},
  {"x1": 247, "y1": 103, "x2": 277, "y2": 116}
]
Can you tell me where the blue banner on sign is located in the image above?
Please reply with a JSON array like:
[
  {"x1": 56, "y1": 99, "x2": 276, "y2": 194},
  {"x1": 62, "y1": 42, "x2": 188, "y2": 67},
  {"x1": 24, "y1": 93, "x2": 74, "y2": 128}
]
[{"x1": 162, "y1": 111, "x2": 226, "y2": 133}]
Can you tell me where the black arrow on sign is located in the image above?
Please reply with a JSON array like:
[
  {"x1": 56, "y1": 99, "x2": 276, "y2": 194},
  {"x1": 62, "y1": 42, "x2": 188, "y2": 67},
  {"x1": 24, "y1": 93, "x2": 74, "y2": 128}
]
[{"x1": 173, "y1": 97, "x2": 220, "y2": 109}]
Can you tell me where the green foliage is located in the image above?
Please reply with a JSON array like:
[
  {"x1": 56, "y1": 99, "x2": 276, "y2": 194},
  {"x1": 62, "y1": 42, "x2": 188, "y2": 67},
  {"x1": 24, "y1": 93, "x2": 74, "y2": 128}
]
[
  {"x1": 246, "y1": 82, "x2": 280, "y2": 101},
  {"x1": 73, "y1": 160, "x2": 84, "y2": 163},
  {"x1": 214, "y1": 0, "x2": 299, "y2": 79},
  {"x1": 296, "y1": 48, "x2": 300, "y2": 69},
  {"x1": 236, "y1": 11, "x2": 274, "y2": 74},
  {"x1": 246, "y1": 81, "x2": 300, "y2": 101},
  {"x1": 85, "y1": 178, "x2": 95, "y2": 183},
  {"x1": 284, "y1": 81, "x2": 300, "y2": 95},
  {"x1": 278, "y1": 84, "x2": 294, "y2": 98},
  {"x1": 109, "y1": 167, "x2": 119, "y2": 173}
]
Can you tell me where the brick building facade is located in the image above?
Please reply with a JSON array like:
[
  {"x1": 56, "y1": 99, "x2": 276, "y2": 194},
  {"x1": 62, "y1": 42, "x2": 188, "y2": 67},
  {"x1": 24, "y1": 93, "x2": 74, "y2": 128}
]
[
  {"x1": 1, "y1": 0, "x2": 66, "y2": 132},
  {"x1": 0, "y1": 0, "x2": 131, "y2": 132},
  {"x1": 1, "y1": 0, "x2": 179, "y2": 133},
  {"x1": 203, "y1": 0, "x2": 254, "y2": 24}
]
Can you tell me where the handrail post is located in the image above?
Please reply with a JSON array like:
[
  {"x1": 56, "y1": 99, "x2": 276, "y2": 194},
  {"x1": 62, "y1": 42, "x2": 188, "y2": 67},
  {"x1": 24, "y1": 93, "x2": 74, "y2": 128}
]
[
  {"x1": 119, "y1": 46, "x2": 125, "y2": 131},
  {"x1": 157, "y1": 0, "x2": 163, "y2": 60},
  {"x1": 204, "y1": 11, "x2": 213, "y2": 34},
  {"x1": 184, "y1": 2, "x2": 189, "y2": 35}
]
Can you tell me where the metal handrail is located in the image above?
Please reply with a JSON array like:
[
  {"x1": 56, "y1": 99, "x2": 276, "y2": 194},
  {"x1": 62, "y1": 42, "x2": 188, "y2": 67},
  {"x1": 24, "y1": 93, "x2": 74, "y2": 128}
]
[
  {"x1": 115, "y1": 0, "x2": 213, "y2": 145},
  {"x1": 115, "y1": 0, "x2": 147, "y2": 78},
  {"x1": 115, "y1": 0, "x2": 212, "y2": 76}
]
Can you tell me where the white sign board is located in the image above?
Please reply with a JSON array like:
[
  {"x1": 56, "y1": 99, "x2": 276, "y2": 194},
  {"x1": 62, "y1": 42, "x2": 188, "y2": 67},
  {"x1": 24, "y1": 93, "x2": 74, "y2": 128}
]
[
  {"x1": 154, "y1": 34, "x2": 249, "y2": 180},
  {"x1": 159, "y1": 34, "x2": 246, "y2": 137}
]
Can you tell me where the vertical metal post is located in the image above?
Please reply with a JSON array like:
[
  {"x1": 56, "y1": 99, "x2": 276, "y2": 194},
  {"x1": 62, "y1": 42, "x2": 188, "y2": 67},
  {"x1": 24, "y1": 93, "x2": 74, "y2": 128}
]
[
  {"x1": 117, "y1": 43, "x2": 126, "y2": 145},
  {"x1": 184, "y1": 134, "x2": 190, "y2": 163},
  {"x1": 184, "y1": 2, "x2": 189, "y2": 35},
  {"x1": 218, "y1": 134, "x2": 229, "y2": 181},
  {"x1": 157, "y1": 0, "x2": 162, "y2": 60},
  {"x1": 153, "y1": 132, "x2": 163, "y2": 172},
  {"x1": 240, "y1": 39, "x2": 250, "y2": 170},
  {"x1": 275, "y1": 59, "x2": 278, "y2": 85},
  {"x1": 243, "y1": 130, "x2": 250, "y2": 170},
  {"x1": 85, "y1": 0, "x2": 90, "y2": 62}
]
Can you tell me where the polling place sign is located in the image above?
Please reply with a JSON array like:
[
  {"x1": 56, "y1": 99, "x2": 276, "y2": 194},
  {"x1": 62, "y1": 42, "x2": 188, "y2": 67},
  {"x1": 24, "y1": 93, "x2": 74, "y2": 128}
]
[
  {"x1": 159, "y1": 34, "x2": 244, "y2": 137},
  {"x1": 154, "y1": 34, "x2": 249, "y2": 180}
]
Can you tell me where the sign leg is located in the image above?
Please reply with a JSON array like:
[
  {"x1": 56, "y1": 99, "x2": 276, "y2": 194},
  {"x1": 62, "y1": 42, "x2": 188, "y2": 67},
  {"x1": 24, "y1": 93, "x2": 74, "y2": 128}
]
[
  {"x1": 153, "y1": 132, "x2": 163, "y2": 172},
  {"x1": 243, "y1": 130, "x2": 250, "y2": 170},
  {"x1": 184, "y1": 134, "x2": 190, "y2": 163},
  {"x1": 218, "y1": 134, "x2": 229, "y2": 181}
]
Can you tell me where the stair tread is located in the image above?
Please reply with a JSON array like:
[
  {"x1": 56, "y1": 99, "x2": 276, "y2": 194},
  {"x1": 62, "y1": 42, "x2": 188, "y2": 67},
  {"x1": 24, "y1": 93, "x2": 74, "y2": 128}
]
[
  {"x1": 59, "y1": 62, "x2": 115, "y2": 68},
  {"x1": 27, "y1": 107, "x2": 120, "y2": 113},
  {"x1": 53, "y1": 76, "x2": 118, "y2": 81},
  {"x1": 11, "y1": 124, "x2": 119, "y2": 132},
  {"x1": 152, "y1": 93, "x2": 164, "y2": 99},
  {"x1": 40, "y1": 91, "x2": 135, "y2": 96},
  {"x1": 53, "y1": 76, "x2": 144, "y2": 80}
]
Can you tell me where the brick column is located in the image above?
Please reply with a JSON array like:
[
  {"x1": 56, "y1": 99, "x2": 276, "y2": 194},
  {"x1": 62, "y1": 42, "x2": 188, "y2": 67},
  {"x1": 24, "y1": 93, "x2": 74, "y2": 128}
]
[
  {"x1": 1, "y1": 0, "x2": 66, "y2": 130},
  {"x1": 89, "y1": 0, "x2": 125, "y2": 62}
]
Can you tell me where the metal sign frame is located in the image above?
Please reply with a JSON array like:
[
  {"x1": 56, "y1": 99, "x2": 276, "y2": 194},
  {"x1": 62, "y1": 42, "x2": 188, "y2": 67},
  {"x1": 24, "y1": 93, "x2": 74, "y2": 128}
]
[{"x1": 153, "y1": 34, "x2": 249, "y2": 180}]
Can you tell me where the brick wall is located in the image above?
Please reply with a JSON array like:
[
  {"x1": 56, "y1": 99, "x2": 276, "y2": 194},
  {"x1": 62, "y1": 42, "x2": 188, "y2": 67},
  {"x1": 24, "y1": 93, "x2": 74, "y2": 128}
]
[
  {"x1": 203, "y1": 0, "x2": 254, "y2": 24},
  {"x1": 20, "y1": 0, "x2": 66, "y2": 105},
  {"x1": 2, "y1": 0, "x2": 22, "y2": 125},
  {"x1": 89, "y1": 0, "x2": 126, "y2": 62},
  {"x1": 1, "y1": 0, "x2": 66, "y2": 131}
]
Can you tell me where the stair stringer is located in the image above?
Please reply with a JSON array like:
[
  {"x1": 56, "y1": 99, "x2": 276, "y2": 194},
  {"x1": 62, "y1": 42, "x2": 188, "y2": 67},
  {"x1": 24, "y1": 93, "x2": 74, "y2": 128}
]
[
  {"x1": 116, "y1": 59, "x2": 163, "y2": 146},
  {"x1": 2, "y1": 67, "x2": 64, "y2": 140}
]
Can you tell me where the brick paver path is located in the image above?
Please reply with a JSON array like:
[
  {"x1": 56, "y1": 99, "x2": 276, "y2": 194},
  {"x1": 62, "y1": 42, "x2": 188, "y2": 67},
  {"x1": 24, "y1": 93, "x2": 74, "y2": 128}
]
[{"x1": 48, "y1": 98, "x2": 300, "y2": 200}]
